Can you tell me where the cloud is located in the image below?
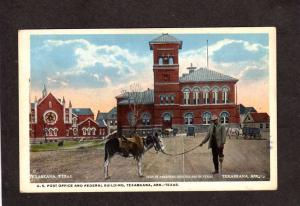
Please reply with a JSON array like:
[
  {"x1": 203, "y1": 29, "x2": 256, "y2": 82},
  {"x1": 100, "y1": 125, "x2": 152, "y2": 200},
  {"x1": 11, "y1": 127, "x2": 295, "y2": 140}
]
[
  {"x1": 32, "y1": 38, "x2": 152, "y2": 89},
  {"x1": 179, "y1": 39, "x2": 268, "y2": 81},
  {"x1": 237, "y1": 65, "x2": 268, "y2": 81}
]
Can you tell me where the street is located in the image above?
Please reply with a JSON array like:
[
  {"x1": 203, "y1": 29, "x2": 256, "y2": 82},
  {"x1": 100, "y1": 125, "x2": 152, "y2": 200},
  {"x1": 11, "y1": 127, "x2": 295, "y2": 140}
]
[{"x1": 30, "y1": 133, "x2": 270, "y2": 182}]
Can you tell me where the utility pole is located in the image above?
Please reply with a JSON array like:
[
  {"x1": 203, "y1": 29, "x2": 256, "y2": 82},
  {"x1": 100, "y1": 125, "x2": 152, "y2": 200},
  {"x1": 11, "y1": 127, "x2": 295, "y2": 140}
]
[{"x1": 207, "y1": 40, "x2": 209, "y2": 69}]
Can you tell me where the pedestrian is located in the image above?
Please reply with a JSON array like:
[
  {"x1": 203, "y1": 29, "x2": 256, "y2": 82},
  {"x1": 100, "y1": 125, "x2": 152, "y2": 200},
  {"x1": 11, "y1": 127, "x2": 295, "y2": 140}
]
[{"x1": 199, "y1": 115, "x2": 226, "y2": 174}]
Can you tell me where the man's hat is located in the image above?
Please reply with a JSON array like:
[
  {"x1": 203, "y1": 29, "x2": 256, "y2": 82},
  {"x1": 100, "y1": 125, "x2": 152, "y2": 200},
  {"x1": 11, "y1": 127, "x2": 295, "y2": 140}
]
[{"x1": 211, "y1": 115, "x2": 218, "y2": 121}]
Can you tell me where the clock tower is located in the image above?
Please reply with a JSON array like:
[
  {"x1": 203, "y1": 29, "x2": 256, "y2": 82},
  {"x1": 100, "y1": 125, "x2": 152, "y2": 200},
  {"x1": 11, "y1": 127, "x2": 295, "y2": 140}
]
[{"x1": 149, "y1": 34, "x2": 182, "y2": 129}]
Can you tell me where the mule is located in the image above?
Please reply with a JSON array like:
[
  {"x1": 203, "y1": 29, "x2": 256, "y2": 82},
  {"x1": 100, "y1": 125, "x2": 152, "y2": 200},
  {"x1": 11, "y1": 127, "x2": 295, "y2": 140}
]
[{"x1": 103, "y1": 133, "x2": 164, "y2": 180}]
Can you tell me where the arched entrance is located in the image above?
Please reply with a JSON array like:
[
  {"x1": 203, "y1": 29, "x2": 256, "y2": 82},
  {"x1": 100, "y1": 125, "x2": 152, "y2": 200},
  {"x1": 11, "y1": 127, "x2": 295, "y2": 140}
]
[{"x1": 162, "y1": 112, "x2": 172, "y2": 129}]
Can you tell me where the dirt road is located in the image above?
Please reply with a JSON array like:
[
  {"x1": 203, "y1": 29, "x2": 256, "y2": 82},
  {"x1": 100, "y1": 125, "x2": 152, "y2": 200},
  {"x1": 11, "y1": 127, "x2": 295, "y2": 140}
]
[{"x1": 30, "y1": 134, "x2": 270, "y2": 182}]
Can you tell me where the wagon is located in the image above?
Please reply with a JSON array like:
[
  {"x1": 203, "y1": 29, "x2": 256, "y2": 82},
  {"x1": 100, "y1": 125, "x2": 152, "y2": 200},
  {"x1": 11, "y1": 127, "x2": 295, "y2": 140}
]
[
  {"x1": 242, "y1": 127, "x2": 261, "y2": 139},
  {"x1": 186, "y1": 126, "x2": 195, "y2": 138}
]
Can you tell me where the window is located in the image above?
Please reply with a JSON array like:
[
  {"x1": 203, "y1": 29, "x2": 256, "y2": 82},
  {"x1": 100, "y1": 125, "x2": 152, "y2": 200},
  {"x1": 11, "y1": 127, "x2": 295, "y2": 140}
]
[
  {"x1": 193, "y1": 88, "x2": 200, "y2": 104},
  {"x1": 169, "y1": 57, "x2": 174, "y2": 64},
  {"x1": 184, "y1": 113, "x2": 194, "y2": 125},
  {"x1": 163, "y1": 113, "x2": 171, "y2": 121},
  {"x1": 49, "y1": 101, "x2": 52, "y2": 108},
  {"x1": 203, "y1": 89, "x2": 209, "y2": 104},
  {"x1": 92, "y1": 127, "x2": 96, "y2": 135},
  {"x1": 222, "y1": 87, "x2": 229, "y2": 103},
  {"x1": 142, "y1": 113, "x2": 151, "y2": 125},
  {"x1": 212, "y1": 88, "x2": 219, "y2": 104},
  {"x1": 220, "y1": 112, "x2": 229, "y2": 124},
  {"x1": 44, "y1": 128, "x2": 49, "y2": 136},
  {"x1": 82, "y1": 128, "x2": 86, "y2": 135},
  {"x1": 171, "y1": 96, "x2": 174, "y2": 104},
  {"x1": 31, "y1": 113, "x2": 35, "y2": 123},
  {"x1": 165, "y1": 96, "x2": 169, "y2": 104},
  {"x1": 202, "y1": 112, "x2": 212, "y2": 124},
  {"x1": 72, "y1": 117, "x2": 77, "y2": 126},
  {"x1": 183, "y1": 88, "x2": 190, "y2": 105},
  {"x1": 260, "y1": 123, "x2": 263, "y2": 129},
  {"x1": 73, "y1": 128, "x2": 78, "y2": 136},
  {"x1": 160, "y1": 95, "x2": 164, "y2": 104},
  {"x1": 266, "y1": 123, "x2": 269, "y2": 128},
  {"x1": 158, "y1": 57, "x2": 163, "y2": 65},
  {"x1": 87, "y1": 128, "x2": 91, "y2": 135},
  {"x1": 53, "y1": 128, "x2": 58, "y2": 136}
]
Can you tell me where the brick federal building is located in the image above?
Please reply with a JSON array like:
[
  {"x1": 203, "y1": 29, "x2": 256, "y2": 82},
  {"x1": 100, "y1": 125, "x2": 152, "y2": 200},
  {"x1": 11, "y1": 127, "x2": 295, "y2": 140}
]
[{"x1": 117, "y1": 34, "x2": 240, "y2": 135}]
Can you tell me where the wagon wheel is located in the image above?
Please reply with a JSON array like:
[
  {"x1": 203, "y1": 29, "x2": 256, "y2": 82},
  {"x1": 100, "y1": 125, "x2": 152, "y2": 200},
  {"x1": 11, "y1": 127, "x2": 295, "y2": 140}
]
[{"x1": 235, "y1": 130, "x2": 239, "y2": 139}]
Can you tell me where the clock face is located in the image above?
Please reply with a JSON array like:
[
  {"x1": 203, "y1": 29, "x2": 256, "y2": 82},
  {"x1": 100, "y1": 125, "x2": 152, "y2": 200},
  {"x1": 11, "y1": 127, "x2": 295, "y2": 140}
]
[{"x1": 44, "y1": 111, "x2": 57, "y2": 125}]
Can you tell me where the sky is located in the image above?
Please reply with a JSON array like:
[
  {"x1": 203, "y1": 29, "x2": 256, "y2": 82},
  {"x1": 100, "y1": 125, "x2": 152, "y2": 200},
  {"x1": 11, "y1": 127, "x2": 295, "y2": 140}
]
[{"x1": 30, "y1": 33, "x2": 269, "y2": 114}]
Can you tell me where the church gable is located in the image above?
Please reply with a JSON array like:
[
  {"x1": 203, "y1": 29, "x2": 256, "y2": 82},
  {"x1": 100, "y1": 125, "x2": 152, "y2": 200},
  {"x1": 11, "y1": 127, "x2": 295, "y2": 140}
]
[{"x1": 38, "y1": 92, "x2": 63, "y2": 109}]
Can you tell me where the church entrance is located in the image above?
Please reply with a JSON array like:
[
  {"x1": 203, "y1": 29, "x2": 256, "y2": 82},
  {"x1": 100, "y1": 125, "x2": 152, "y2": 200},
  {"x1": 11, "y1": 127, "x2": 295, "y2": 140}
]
[{"x1": 162, "y1": 113, "x2": 172, "y2": 129}]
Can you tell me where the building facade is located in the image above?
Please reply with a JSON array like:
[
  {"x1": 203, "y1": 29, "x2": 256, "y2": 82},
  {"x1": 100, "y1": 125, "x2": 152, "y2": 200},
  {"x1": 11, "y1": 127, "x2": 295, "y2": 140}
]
[
  {"x1": 243, "y1": 112, "x2": 270, "y2": 132},
  {"x1": 117, "y1": 34, "x2": 240, "y2": 135},
  {"x1": 96, "y1": 107, "x2": 117, "y2": 134},
  {"x1": 30, "y1": 86, "x2": 107, "y2": 141}
]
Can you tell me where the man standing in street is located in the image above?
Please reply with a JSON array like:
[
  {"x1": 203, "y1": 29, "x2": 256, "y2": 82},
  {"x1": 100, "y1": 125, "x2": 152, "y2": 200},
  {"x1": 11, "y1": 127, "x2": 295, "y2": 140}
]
[{"x1": 199, "y1": 115, "x2": 226, "y2": 174}]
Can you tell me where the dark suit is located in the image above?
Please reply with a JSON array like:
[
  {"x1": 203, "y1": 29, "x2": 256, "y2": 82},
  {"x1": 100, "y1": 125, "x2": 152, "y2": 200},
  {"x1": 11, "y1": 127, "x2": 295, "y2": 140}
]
[{"x1": 201, "y1": 123, "x2": 226, "y2": 172}]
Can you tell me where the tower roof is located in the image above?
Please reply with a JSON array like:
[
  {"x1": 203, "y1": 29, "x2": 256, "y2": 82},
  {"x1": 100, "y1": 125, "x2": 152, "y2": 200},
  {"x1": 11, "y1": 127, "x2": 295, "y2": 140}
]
[
  {"x1": 149, "y1": 33, "x2": 182, "y2": 50},
  {"x1": 180, "y1": 67, "x2": 238, "y2": 83}
]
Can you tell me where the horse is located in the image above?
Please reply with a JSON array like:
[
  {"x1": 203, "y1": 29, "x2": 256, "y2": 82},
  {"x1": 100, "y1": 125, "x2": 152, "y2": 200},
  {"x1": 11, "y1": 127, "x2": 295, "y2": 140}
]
[{"x1": 103, "y1": 133, "x2": 164, "y2": 180}]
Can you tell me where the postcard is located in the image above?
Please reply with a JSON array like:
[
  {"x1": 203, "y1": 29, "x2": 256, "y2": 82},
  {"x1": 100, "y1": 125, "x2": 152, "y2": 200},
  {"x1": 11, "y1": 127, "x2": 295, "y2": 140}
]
[{"x1": 19, "y1": 27, "x2": 277, "y2": 192}]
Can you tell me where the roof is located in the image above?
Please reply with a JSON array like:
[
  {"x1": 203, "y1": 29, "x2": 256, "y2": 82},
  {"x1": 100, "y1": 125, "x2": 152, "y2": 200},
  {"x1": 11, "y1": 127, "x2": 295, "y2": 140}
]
[
  {"x1": 118, "y1": 89, "x2": 154, "y2": 105},
  {"x1": 250, "y1": 112, "x2": 270, "y2": 123},
  {"x1": 106, "y1": 107, "x2": 117, "y2": 119},
  {"x1": 239, "y1": 104, "x2": 257, "y2": 115},
  {"x1": 96, "y1": 118, "x2": 108, "y2": 127},
  {"x1": 180, "y1": 67, "x2": 238, "y2": 83},
  {"x1": 149, "y1": 33, "x2": 182, "y2": 49},
  {"x1": 72, "y1": 108, "x2": 94, "y2": 116}
]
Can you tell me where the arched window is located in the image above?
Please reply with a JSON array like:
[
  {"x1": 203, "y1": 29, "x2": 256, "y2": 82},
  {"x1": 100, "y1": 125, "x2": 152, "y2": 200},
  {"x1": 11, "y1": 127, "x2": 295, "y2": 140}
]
[
  {"x1": 222, "y1": 87, "x2": 229, "y2": 103},
  {"x1": 193, "y1": 88, "x2": 200, "y2": 104},
  {"x1": 203, "y1": 88, "x2": 210, "y2": 104},
  {"x1": 212, "y1": 87, "x2": 219, "y2": 104},
  {"x1": 168, "y1": 57, "x2": 174, "y2": 64},
  {"x1": 87, "y1": 128, "x2": 91, "y2": 135},
  {"x1": 158, "y1": 57, "x2": 163, "y2": 65},
  {"x1": 160, "y1": 95, "x2": 164, "y2": 104},
  {"x1": 91, "y1": 127, "x2": 96, "y2": 135},
  {"x1": 72, "y1": 117, "x2": 77, "y2": 126},
  {"x1": 53, "y1": 128, "x2": 58, "y2": 136},
  {"x1": 49, "y1": 101, "x2": 52, "y2": 108},
  {"x1": 142, "y1": 113, "x2": 151, "y2": 125},
  {"x1": 165, "y1": 96, "x2": 169, "y2": 104},
  {"x1": 73, "y1": 128, "x2": 78, "y2": 136},
  {"x1": 183, "y1": 88, "x2": 190, "y2": 105},
  {"x1": 82, "y1": 128, "x2": 86, "y2": 136},
  {"x1": 170, "y1": 95, "x2": 175, "y2": 104},
  {"x1": 44, "y1": 128, "x2": 49, "y2": 136},
  {"x1": 220, "y1": 112, "x2": 229, "y2": 124},
  {"x1": 202, "y1": 112, "x2": 212, "y2": 125},
  {"x1": 163, "y1": 113, "x2": 171, "y2": 121},
  {"x1": 184, "y1": 113, "x2": 194, "y2": 125}
]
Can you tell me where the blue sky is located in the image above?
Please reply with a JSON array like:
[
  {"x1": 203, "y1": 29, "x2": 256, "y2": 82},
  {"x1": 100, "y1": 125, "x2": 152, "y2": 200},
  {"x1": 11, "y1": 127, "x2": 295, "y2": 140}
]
[{"x1": 30, "y1": 32, "x2": 269, "y2": 112}]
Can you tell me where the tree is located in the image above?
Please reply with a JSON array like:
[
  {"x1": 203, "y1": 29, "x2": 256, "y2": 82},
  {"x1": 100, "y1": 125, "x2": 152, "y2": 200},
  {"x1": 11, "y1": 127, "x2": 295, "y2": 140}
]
[{"x1": 121, "y1": 83, "x2": 148, "y2": 135}]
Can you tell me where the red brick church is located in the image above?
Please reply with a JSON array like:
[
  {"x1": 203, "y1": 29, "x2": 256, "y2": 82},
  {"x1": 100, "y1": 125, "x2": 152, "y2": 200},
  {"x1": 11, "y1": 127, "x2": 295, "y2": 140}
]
[
  {"x1": 30, "y1": 85, "x2": 107, "y2": 140},
  {"x1": 117, "y1": 34, "x2": 240, "y2": 135}
]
